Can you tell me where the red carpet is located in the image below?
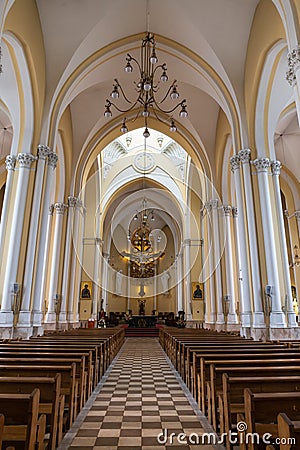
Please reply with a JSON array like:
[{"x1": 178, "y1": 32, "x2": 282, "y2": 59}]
[{"x1": 125, "y1": 326, "x2": 159, "y2": 337}]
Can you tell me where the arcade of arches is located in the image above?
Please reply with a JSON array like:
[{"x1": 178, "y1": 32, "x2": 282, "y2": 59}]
[{"x1": 0, "y1": 0, "x2": 300, "y2": 341}]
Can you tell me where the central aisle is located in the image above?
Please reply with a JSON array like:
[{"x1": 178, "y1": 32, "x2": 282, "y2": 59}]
[{"x1": 59, "y1": 338, "x2": 222, "y2": 449}]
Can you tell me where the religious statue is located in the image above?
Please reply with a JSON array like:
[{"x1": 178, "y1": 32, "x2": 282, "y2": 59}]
[{"x1": 138, "y1": 299, "x2": 146, "y2": 315}]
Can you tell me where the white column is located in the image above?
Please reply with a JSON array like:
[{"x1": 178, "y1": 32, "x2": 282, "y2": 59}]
[
  {"x1": 32, "y1": 152, "x2": 58, "y2": 326},
  {"x1": 230, "y1": 155, "x2": 252, "y2": 328},
  {"x1": 205, "y1": 202, "x2": 216, "y2": 323},
  {"x1": 59, "y1": 196, "x2": 77, "y2": 324},
  {"x1": 45, "y1": 202, "x2": 67, "y2": 325},
  {"x1": 253, "y1": 158, "x2": 286, "y2": 328},
  {"x1": 176, "y1": 252, "x2": 183, "y2": 312},
  {"x1": 239, "y1": 149, "x2": 265, "y2": 327},
  {"x1": 73, "y1": 203, "x2": 86, "y2": 323},
  {"x1": 92, "y1": 238, "x2": 101, "y2": 320},
  {"x1": 67, "y1": 200, "x2": 80, "y2": 322},
  {"x1": 183, "y1": 239, "x2": 192, "y2": 320},
  {"x1": 295, "y1": 211, "x2": 300, "y2": 238},
  {"x1": 223, "y1": 206, "x2": 239, "y2": 324},
  {"x1": 232, "y1": 206, "x2": 242, "y2": 323},
  {"x1": 211, "y1": 199, "x2": 224, "y2": 324},
  {"x1": 271, "y1": 161, "x2": 297, "y2": 327},
  {"x1": 0, "y1": 155, "x2": 16, "y2": 263},
  {"x1": 102, "y1": 253, "x2": 109, "y2": 311},
  {"x1": 0, "y1": 153, "x2": 36, "y2": 325},
  {"x1": 18, "y1": 145, "x2": 50, "y2": 327}
]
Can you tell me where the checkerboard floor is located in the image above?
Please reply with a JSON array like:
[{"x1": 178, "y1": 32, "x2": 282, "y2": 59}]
[{"x1": 58, "y1": 338, "x2": 224, "y2": 449}]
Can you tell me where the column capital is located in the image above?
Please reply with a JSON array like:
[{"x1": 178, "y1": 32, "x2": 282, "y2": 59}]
[
  {"x1": 205, "y1": 201, "x2": 212, "y2": 212},
  {"x1": 211, "y1": 199, "x2": 218, "y2": 209},
  {"x1": 238, "y1": 148, "x2": 251, "y2": 164},
  {"x1": 230, "y1": 154, "x2": 240, "y2": 172},
  {"x1": 17, "y1": 153, "x2": 36, "y2": 169},
  {"x1": 223, "y1": 205, "x2": 232, "y2": 216},
  {"x1": 271, "y1": 160, "x2": 282, "y2": 176},
  {"x1": 76, "y1": 199, "x2": 84, "y2": 209},
  {"x1": 37, "y1": 144, "x2": 51, "y2": 160},
  {"x1": 253, "y1": 157, "x2": 271, "y2": 173},
  {"x1": 232, "y1": 206, "x2": 238, "y2": 218},
  {"x1": 5, "y1": 155, "x2": 16, "y2": 171},
  {"x1": 48, "y1": 152, "x2": 58, "y2": 168},
  {"x1": 68, "y1": 196, "x2": 78, "y2": 208},
  {"x1": 54, "y1": 202, "x2": 67, "y2": 215},
  {"x1": 295, "y1": 211, "x2": 300, "y2": 221},
  {"x1": 49, "y1": 204, "x2": 54, "y2": 215},
  {"x1": 286, "y1": 45, "x2": 300, "y2": 86}
]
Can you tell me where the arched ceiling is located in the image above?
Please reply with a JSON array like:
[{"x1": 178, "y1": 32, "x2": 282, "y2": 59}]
[
  {"x1": 35, "y1": 0, "x2": 262, "y2": 170},
  {"x1": 2, "y1": 0, "x2": 299, "y2": 191}
]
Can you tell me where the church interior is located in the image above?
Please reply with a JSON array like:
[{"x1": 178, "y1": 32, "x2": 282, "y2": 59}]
[{"x1": 0, "y1": 0, "x2": 300, "y2": 448}]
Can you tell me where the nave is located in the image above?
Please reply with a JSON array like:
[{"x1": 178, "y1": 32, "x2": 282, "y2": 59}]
[{"x1": 58, "y1": 338, "x2": 219, "y2": 450}]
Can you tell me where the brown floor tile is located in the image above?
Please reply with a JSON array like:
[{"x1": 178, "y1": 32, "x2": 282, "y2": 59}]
[{"x1": 59, "y1": 338, "x2": 219, "y2": 450}]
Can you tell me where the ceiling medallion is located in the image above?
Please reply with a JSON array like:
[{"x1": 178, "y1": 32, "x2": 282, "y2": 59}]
[{"x1": 134, "y1": 152, "x2": 155, "y2": 173}]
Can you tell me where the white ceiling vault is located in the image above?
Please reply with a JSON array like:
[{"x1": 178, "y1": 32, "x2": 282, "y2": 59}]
[
  {"x1": 1, "y1": 0, "x2": 299, "y2": 189},
  {"x1": 35, "y1": 0, "x2": 261, "y2": 164}
]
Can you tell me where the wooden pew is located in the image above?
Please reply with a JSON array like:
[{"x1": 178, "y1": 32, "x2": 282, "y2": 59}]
[
  {"x1": 0, "y1": 355, "x2": 86, "y2": 414},
  {"x1": 0, "y1": 375, "x2": 61, "y2": 450},
  {"x1": 202, "y1": 357, "x2": 300, "y2": 430},
  {"x1": 243, "y1": 389, "x2": 300, "y2": 450},
  {"x1": 221, "y1": 375, "x2": 300, "y2": 450},
  {"x1": 0, "y1": 347, "x2": 94, "y2": 401},
  {"x1": 277, "y1": 412, "x2": 300, "y2": 449},
  {"x1": 0, "y1": 388, "x2": 46, "y2": 450},
  {"x1": 0, "y1": 363, "x2": 76, "y2": 429},
  {"x1": 191, "y1": 346, "x2": 292, "y2": 399}
]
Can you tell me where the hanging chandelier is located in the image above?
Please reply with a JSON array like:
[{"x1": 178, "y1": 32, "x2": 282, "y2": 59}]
[
  {"x1": 104, "y1": 32, "x2": 188, "y2": 138},
  {"x1": 121, "y1": 198, "x2": 163, "y2": 278}
]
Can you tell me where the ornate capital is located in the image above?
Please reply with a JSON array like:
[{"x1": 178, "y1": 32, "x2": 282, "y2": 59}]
[
  {"x1": 17, "y1": 153, "x2": 36, "y2": 169},
  {"x1": 68, "y1": 196, "x2": 77, "y2": 208},
  {"x1": 211, "y1": 199, "x2": 218, "y2": 209},
  {"x1": 295, "y1": 211, "x2": 300, "y2": 221},
  {"x1": 286, "y1": 46, "x2": 300, "y2": 86},
  {"x1": 76, "y1": 199, "x2": 84, "y2": 209},
  {"x1": 286, "y1": 68, "x2": 297, "y2": 87},
  {"x1": 205, "y1": 201, "x2": 212, "y2": 212},
  {"x1": 49, "y1": 204, "x2": 54, "y2": 215},
  {"x1": 253, "y1": 157, "x2": 270, "y2": 173},
  {"x1": 48, "y1": 152, "x2": 58, "y2": 168},
  {"x1": 271, "y1": 160, "x2": 281, "y2": 176},
  {"x1": 37, "y1": 144, "x2": 51, "y2": 160},
  {"x1": 223, "y1": 205, "x2": 232, "y2": 216},
  {"x1": 5, "y1": 155, "x2": 16, "y2": 171},
  {"x1": 238, "y1": 149, "x2": 251, "y2": 164},
  {"x1": 232, "y1": 207, "x2": 238, "y2": 218},
  {"x1": 54, "y1": 202, "x2": 67, "y2": 215},
  {"x1": 230, "y1": 154, "x2": 240, "y2": 172}
]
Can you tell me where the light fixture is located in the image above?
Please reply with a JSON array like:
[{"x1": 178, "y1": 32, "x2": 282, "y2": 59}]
[
  {"x1": 104, "y1": 32, "x2": 188, "y2": 137},
  {"x1": 291, "y1": 245, "x2": 300, "y2": 268}
]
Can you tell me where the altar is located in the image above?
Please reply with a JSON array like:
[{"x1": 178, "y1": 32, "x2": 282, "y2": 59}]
[{"x1": 128, "y1": 315, "x2": 157, "y2": 328}]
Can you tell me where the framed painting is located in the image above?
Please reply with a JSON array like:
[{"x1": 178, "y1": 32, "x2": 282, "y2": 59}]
[
  {"x1": 192, "y1": 282, "x2": 204, "y2": 300},
  {"x1": 80, "y1": 281, "x2": 92, "y2": 299}
]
